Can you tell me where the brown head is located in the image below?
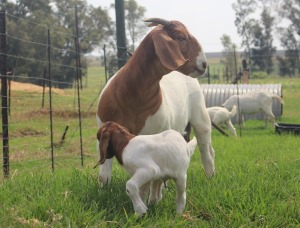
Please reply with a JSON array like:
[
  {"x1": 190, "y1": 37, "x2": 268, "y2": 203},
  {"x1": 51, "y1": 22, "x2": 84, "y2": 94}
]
[
  {"x1": 144, "y1": 18, "x2": 207, "y2": 77},
  {"x1": 94, "y1": 121, "x2": 135, "y2": 168}
]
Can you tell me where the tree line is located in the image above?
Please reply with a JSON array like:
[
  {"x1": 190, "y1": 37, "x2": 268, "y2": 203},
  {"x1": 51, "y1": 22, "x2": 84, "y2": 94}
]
[
  {"x1": 221, "y1": 0, "x2": 300, "y2": 77},
  {"x1": 0, "y1": 0, "x2": 146, "y2": 88}
]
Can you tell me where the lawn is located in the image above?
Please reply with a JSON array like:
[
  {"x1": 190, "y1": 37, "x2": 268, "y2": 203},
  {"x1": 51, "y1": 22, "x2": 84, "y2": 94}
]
[{"x1": 0, "y1": 67, "x2": 299, "y2": 227}]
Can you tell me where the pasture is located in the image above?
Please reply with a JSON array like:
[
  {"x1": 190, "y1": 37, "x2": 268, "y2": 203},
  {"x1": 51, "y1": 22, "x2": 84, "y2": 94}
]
[{"x1": 0, "y1": 68, "x2": 299, "y2": 227}]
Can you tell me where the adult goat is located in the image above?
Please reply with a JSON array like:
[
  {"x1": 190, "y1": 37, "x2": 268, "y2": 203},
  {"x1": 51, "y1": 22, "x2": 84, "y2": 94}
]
[{"x1": 97, "y1": 18, "x2": 215, "y2": 186}]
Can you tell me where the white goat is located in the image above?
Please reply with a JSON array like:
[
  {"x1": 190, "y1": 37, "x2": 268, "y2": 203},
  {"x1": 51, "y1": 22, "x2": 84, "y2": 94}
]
[
  {"x1": 207, "y1": 105, "x2": 237, "y2": 137},
  {"x1": 94, "y1": 121, "x2": 197, "y2": 216},
  {"x1": 223, "y1": 91, "x2": 284, "y2": 128}
]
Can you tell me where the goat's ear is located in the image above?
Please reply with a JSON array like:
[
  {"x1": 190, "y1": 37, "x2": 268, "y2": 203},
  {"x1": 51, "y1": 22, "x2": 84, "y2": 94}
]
[
  {"x1": 152, "y1": 29, "x2": 189, "y2": 71},
  {"x1": 98, "y1": 131, "x2": 110, "y2": 165}
]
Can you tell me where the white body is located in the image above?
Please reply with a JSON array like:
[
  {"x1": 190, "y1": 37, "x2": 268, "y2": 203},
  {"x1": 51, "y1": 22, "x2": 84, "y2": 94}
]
[
  {"x1": 123, "y1": 130, "x2": 197, "y2": 216},
  {"x1": 97, "y1": 71, "x2": 215, "y2": 185},
  {"x1": 207, "y1": 105, "x2": 237, "y2": 137},
  {"x1": 222, "y1": 91, "x2": 283, "y2": 128}
]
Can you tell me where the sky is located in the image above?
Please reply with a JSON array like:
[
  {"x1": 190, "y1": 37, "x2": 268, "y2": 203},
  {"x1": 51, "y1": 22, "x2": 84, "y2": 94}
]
[{"x1": 87, "y1": 0, "x2": 242, "y2": 53}]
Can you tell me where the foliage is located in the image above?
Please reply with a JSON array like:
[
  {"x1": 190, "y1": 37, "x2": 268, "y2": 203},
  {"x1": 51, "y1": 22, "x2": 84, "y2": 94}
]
[
  {"x1": 2, "y1": 0, "x2": 113, "y2": 88},
  {"x1": 124, "y1": 0, "x2": 147, "y2": 52},
  {"x1": 220, "y1": 34, "x2": 237, "y2": 77},
  {"x1": 250, "y1": 8, "x2": 276, "y2": 74}
]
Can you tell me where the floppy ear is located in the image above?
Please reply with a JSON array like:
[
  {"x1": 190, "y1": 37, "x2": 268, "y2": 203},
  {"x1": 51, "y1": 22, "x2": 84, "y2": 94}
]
[
  {"x1": 152, "y1": 29, "x2": 189, "y2": 71},
  {"x1": 99, "y1": 131, "x2": 110, "y2": 165}
]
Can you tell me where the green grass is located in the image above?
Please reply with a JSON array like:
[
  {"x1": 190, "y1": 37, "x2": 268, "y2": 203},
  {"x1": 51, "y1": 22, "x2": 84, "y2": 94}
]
[{"x1": 0, "y1": 66, "x2": 300, "y2": 226}]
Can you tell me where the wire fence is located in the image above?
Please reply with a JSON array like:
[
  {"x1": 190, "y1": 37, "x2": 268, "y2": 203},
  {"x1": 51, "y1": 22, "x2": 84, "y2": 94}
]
[
  {"x1": 0, "y1": 11, "x2": 113, "y2": 178},
  {"x1": 1, "y1": 10, "x2": 299, "y2": 178}
]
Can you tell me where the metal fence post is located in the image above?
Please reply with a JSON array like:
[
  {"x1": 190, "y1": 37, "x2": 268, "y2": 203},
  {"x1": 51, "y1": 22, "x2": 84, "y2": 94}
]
[{"x1": 0, "y1": 10, "x2": 9, "y2": 178}]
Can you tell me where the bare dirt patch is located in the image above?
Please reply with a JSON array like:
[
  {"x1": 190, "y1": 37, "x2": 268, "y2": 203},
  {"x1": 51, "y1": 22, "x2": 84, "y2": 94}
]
[{"x1": 10, "y1": 81, "x2": 65, "y2": 95}]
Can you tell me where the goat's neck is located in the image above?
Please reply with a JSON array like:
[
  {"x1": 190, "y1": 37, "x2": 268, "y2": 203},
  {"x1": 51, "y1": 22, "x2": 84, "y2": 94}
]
[
  {"x1": 117, "y1": 36, "x2": 169, "y2": 100},
  {"x1": 111, "y1": 133, "x2": 135, "y2": 165}
]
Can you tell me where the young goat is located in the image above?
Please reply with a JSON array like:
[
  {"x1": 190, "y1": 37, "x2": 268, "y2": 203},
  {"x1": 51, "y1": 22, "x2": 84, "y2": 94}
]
[
  {"x1": 207, "y1": 105, "x2": 237, "y2": 137},
  {"x1": 97, "y1": 18, "x2": 215, "y2": 186},
  {"x1": 223, "y1": 91, "x2": 283, "y2": 128},
  {"x1": 94, "y1": 121, "x2": 197, "y2": 216}
]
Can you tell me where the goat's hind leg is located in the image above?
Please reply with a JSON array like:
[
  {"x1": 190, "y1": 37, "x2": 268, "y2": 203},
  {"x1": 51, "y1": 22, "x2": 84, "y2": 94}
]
[
  {"x1": 139, "y1": 182, "x2": 151, "y2": 205},
  {"x1": 149, "y1": 180, "x2": 164, "y2": 204}
]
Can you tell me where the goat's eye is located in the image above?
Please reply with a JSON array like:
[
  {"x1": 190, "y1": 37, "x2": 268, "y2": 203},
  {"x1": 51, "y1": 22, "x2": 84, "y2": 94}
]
[{"x1": 177, "y1": 37, "x2": 186, "y2": 42}]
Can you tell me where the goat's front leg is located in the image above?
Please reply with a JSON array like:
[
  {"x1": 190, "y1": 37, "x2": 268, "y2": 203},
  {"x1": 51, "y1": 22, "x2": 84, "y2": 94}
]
[
  {"x1": 175, "y1": 174, "x2": 187, "y2": 214},
  {"x1": 98, "y1": 159, "x2": 113, "y2": 187},
  {"x1": 126, "y1": 169, "x2": 156, "y2": 216},
  {"x1": 193, "y1": 123, "x2": 215, "y2": 178}
]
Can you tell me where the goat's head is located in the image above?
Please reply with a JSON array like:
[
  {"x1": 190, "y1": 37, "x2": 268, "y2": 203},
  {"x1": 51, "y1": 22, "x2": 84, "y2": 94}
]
[
  {"x1": 94, "y1": 121, "x2": 134, "y2": 168},
  {"x1": 145, "y1": 18, "x2": 207, "y2": 78}
]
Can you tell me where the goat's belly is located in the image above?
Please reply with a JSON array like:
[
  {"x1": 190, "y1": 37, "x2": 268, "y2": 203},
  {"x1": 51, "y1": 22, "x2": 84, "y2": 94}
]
[{"x1": 139, "y1": 105, "x2": 188, "y2": 135}]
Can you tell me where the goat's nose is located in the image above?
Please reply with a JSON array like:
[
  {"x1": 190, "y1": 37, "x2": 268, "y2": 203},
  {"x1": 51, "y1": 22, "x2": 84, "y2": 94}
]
[{"x1": 202, "y1": 61, "x2": 207, "y2": 69}]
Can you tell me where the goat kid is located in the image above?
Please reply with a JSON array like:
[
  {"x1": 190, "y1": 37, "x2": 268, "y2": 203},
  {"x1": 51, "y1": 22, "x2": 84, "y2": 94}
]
[
  {"x1": 97, "y1": 18, "x2": 215, "y2": 186},
  {"x1": 223, "y1": 91, "x2": 284, "y2": 128},
  {"x1": 207, "y1": 105, "x2": 237, "y2": 137},
  {"x1": 94, "y1": 121, "x2": 197, "y2": 216}
]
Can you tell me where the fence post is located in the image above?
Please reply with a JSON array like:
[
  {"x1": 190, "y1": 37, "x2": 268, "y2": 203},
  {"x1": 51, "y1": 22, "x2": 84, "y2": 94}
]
[
  {"x1": 103, "y1": 44, "x2": 107, "y2": 83},
  {"x1": 207, "y1": 65, "x2": 210, "y2": 84},
  {"x1": 47, "y1": 29, "x2": 55, "y2": 172},
  {"x1": 75, "y1": 36, "x2": 84, "y2": 167},
  {"x1": 0, "y1": 11, "x2": 9, "y2": 178}
]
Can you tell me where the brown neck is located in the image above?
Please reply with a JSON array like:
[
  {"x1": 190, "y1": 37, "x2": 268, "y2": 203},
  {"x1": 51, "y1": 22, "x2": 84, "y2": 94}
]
[
  {"x1": 98, "y1": 33, "x2": 171, "y2": 134},
  {"x1": 111, "y1": 132, "x2": 135, "y2": 165}
]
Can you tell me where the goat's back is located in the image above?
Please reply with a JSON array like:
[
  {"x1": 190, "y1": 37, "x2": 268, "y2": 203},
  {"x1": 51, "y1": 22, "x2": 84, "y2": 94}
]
[
  {"x1": 122, "y1": 129, "x2": 193, "y2": 177},
  {"x1": 223, "y1": 91, "x2": 276, "y2": 114}
]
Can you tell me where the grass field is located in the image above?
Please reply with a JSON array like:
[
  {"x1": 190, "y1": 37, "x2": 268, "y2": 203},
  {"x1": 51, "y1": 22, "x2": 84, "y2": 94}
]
[{"x1": 0, "y1": 67, "x2": 299, "y2": 227}]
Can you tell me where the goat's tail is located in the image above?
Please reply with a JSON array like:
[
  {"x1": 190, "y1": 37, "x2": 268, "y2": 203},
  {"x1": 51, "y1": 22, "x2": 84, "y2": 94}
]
[
  {"x1": 187, "y1": 137, "x2": 197, "y2": 158},
  {"x1": 230, "y1": 105, "x2": 238, "y2": 118},
  {"x1": 272, "y1": 94, "x2": 284, "y2": 104}
]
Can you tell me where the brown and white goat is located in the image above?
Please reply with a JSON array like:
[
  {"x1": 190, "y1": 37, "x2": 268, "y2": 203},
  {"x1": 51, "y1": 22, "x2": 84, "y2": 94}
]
[
  {"x1": 94, "y1": 121, "x2": 197, "y2": 216},
  {"x1": 97, "y1": 18, "x2": 215, "y2": 186}
]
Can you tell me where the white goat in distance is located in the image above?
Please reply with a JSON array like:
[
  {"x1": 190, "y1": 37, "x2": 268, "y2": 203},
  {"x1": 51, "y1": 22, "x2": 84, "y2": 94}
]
[
  {"x1": 94, "y1": 121, "x2": 197, "y2": 216},
  {"x1": 207, "y1": 105, "x2": 237, "y2": 137},
  {"x1": 222, "y1": 91, "x2": 284, "y2": 128}
]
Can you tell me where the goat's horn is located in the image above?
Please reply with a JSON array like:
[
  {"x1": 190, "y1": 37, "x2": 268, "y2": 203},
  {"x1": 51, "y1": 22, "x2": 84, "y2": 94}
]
[{"x1": 144, "y1": 18, "x2": 171, "y2": 27}]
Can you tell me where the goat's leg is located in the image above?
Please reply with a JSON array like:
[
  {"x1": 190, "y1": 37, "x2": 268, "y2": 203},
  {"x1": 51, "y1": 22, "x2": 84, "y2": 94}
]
[
  {"x1": 139, "y1": 182, "x2": 151, "y2": 205},
  {"x1": 149, "y1": 180, "x2": 164, "y2": 204},
  {"x1": 126, "y1": 169, "x2": 157, "y2": 216},
  {"x1": 226, "y1": 120, "x2": 237, "y2": 137},
  {"x1": 175, "y1": 174, "x2": 187, "y2": 214},
  {"x1": 263, "y1": 109, "x2": 275, "y2": 128},
  {"x1": 98, "y1": 159, "x2": 113, "y2": 187},
  {"x1": 191, "y1": 120, "x2": 215, "y2": 177},
  {"x1": 97, "y1": 138, "x2": 113, "y2": 187}
]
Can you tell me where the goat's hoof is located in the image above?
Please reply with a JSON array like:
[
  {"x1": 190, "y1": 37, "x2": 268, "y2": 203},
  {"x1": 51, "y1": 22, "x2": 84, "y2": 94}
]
[{"x1": 98, "y1": 175, "x2": 111, "y2": 188}]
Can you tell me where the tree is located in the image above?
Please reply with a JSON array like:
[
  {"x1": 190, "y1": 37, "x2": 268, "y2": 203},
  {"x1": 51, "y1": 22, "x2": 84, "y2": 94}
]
[
  {"x1": 3, "y1": 0, "x2": 113, "y2": 88},
  {"x1": 250, "y1": 8, "x2": 276, "y2": 74},
  {"x1": 220, "y1": 34, "x2": 237, "y2": 79},
  {"x1": 277, "y1": 0, "x2": 300, "y2": 76},
  {"x1": 124, "y1": 0, "x2": 147, "y2": 52},
  {"x1": 232, "y1": 0, "x2": 256, "y2": 58},
  {"x1": 233, "y1": 0, "x2": 276, "y2": 74}
]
